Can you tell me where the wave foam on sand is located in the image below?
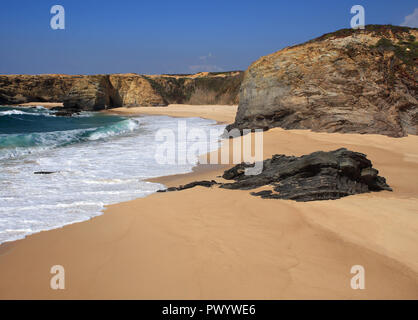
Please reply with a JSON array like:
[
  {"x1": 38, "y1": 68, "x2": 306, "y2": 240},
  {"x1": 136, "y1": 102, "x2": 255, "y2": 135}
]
[{"x1": 0, "y1": 108, "x2": 225, "y2": 244}]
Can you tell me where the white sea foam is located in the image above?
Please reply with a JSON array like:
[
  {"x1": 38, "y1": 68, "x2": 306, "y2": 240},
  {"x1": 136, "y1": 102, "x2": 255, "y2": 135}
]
[
  {"x1": 0, "y1": 109, "x2": 56, "y2": 117},
  {"x1": 0, "y1": 110, "x2": 27, "y2": 116},
  {"x1": 0, "y1": 115, "x2": 224, "y2": 244}
]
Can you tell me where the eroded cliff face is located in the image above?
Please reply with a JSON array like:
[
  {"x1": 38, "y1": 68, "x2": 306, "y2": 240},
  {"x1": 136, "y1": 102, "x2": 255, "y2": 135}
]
[
  {"x1": 0, "y1": 74, "x2": 77, "y2": 105},
  {"x1": 109, "y1": 74, "x2": 166, "y2": 107},
  {"x1": 0, "y1": 74, "x2": 121, "y2": 111},
  {"x1": 0, "y1": 71, "x2": 243, "y2": 110},
  {"x1": 228, "y1": 25, "x2": 418, "y2": 137},
  {"x1": 63, "y1": 75, "x2": 122, "y2": 110},
  {"x1": 145, "y1": 71, "x2": 244, "y2": 105}
]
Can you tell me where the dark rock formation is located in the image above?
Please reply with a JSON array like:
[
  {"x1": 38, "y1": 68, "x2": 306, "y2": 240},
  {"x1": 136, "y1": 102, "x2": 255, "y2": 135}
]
[
  {"x1": 227, "y1": 25, "x2": 418, "y2": 137},
  {"x1": 34, "y1": 171, "x2": 57, "y2": 175},
  {"x1": 220, "y1": 148, "x2": 392, "y2": 201},
  {"x1": 160, "y1": 149, "x2": 392, "y2": 202},
  {"x1": 51, "y1": 107, "x2": 80, "y2": 117},
  {"x1": 158, "y1": 180, "x2": 218, "y2": 192},
  {"x1": 0, "y1": 71, "x2": 244, "y2": 111}
]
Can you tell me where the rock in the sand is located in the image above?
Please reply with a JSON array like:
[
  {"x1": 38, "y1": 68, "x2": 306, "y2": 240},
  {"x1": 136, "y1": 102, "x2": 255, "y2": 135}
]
[
  {"x1": 157, "y1": 148, "x2": 391, "y2": 202},
  {"x1": 158, "y1": 180, "x2": 219, "y2": 192},
  {"x1": 227, "y1": 25, "x2": 418, "y2": 137},
  {"x1": 220, "y1": 148, "x2": 392, "y2": 201}
]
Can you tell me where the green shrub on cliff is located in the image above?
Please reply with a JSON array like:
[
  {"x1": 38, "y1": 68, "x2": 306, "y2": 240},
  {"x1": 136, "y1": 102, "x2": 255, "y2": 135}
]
[{"x1": 371, "y1": 37, "x2": 418, "y2": 67}]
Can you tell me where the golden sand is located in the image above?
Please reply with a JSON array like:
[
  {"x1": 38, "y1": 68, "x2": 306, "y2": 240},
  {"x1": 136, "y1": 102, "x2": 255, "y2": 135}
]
[{"x1": 0, "y1": 105, "x2": 417, "y2": 299}]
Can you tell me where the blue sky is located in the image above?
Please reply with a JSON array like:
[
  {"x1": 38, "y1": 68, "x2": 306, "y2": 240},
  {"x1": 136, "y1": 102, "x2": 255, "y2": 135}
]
[{"x1": 0, "y1": 0, "x2": 416, "y2": 75}]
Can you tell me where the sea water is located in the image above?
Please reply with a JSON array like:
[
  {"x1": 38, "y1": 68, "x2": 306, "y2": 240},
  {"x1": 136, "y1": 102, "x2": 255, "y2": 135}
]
[{"x1": 0, "y1": 106, "x2": 224, "y2": 244}]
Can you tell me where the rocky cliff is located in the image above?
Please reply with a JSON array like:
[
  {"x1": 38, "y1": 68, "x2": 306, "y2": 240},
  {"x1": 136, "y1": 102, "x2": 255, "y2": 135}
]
[
  {"x1": 108, "y1": 74, "x2": 166, "y2": 107},
  {"x1": 63, "y1": 75, "x2": 121, "y2": 110},
  {"x1": 0, "y1": 74, "x2": 77, "y2": 105},
  {"x1": 0, "y1": 71, "x2": 243, "y2": 111},
  {"x1": 145, "y1": 71, "x2": 244, "y2": 105},
  {"x1": 227, "y1": 25, "x2": 418, "y2": 137},
  {"x1": 0, "y1": 74, "x2": 122, "y2": 111}
]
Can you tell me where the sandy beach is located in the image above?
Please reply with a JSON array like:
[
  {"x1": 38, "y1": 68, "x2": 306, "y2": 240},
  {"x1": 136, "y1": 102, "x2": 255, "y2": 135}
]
[
  {"x1": 105, "y1": 104, "x2": 238, "y2": 124},
  {"x1": 0, "y1": 104, "x2": 417, "y2": 299}
]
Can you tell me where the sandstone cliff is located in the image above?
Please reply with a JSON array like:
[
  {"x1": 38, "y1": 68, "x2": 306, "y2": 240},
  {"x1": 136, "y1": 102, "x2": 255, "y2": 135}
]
[
  {"x1": 0, "y1": 71, "x2": 243, "y2": 111},
  {"x1": 228, "y1": 25, "x2": 417, "y2": 137},
  {"x1": 0, "y1": 74, "x2": 77, "y2": 105},
  {"x1": 0, "y1": 74, "x2": 122, "y2": 110},
  {"x1": 108, "y1": 74, "x2": 166, "y2": 107},
  {"x1": 145, "y1": 71, "x2": 244, "y2": 105},
  {"x1": 63, "y1": 75, "x2": 121, "y2": 110}
]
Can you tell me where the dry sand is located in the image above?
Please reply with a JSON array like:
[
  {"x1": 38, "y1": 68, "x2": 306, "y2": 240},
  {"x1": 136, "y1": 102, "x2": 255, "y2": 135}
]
[
  {"x1": 0, "y1": 104, "x2": 417, "y2": 299},
  {"x1": 105, "y1": 104, "x2": 238, "y2": 124}
]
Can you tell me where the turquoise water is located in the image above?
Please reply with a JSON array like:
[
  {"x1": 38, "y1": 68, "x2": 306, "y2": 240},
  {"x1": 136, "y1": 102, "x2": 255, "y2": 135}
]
[
  {"x1": 0, "y1": 106, "x2": 136, "y2": 157},
  {"x1": 0, "y1": 106, "x2": 126, "y2": 134}
]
